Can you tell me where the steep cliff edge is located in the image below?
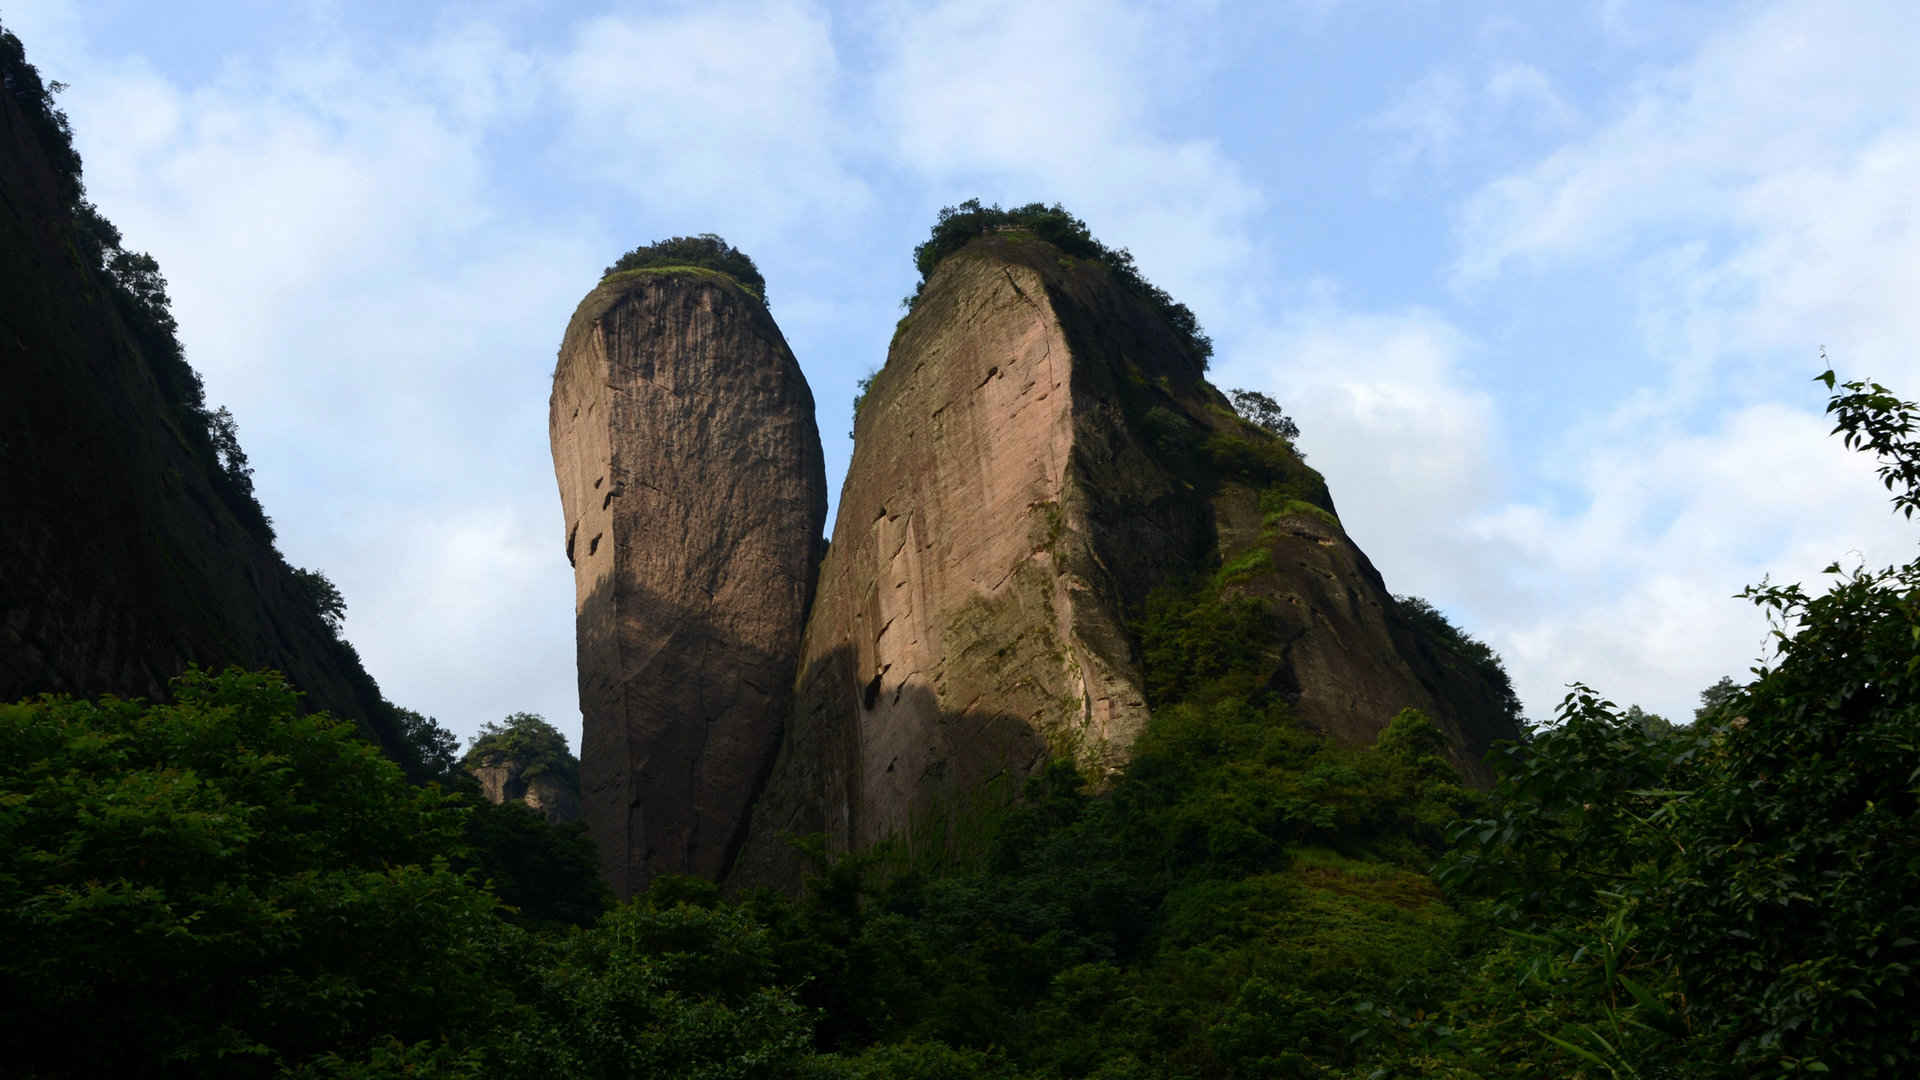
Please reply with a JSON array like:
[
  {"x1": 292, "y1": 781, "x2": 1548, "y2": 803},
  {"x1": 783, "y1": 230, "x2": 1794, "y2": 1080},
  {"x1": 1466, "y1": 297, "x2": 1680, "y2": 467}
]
[
  {"x1": 0, "y1": 35, "x2": 406, "y2": 755},
  {"x1": 551, "y1": 267, "x2": 827, "y2": 896},
  {"x1": 731, "y1": 232, "x2": 1520, "y2": 889}
]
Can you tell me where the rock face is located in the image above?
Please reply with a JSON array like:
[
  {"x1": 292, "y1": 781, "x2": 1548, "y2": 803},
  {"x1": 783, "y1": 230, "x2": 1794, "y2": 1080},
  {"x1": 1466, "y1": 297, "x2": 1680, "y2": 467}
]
[
  {"x1": 469, "y1": 756, "x2": 583, "y2": 825},
  {"x1": 551, "y1": 268, "x2": 827, "y2": 896},
  {"x1": 730, "y1": 234, "x2": 1521, "y2": 890},
  {"x1": 0, "y1": 48, "x2": 407, "y2": 755}
]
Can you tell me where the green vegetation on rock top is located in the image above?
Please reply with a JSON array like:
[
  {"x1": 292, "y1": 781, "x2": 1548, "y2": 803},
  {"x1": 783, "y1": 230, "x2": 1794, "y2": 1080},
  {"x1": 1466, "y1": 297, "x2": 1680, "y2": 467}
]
[
  {"x1": 463, "y1": 711, "x2": 579, "y2": 790},
  {"x1": 602, "y1": 233, "x2": 768, "y2": 305},
  {"x1": 905, "y1": 198, "x2": 1214, "y2": 367}
]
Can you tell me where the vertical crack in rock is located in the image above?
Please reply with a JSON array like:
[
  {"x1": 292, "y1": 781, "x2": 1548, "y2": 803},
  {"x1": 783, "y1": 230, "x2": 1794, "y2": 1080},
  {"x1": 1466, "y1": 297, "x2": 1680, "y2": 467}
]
[{"x1": 551, "y1": 270, "x2": 825, "y2": 897}]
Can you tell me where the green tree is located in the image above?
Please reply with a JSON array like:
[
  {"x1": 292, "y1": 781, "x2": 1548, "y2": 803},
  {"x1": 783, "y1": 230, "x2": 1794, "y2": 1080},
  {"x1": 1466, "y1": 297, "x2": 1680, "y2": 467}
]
[
  {"x1": 1227, "y1": 387, "x2": 1301, "y2": 444},
  {"x1": 1440, "y1": 368, "x2": 1920, "y2": 1077},
  {"x1": 604, "y1": 233, "x2": 768, "y2": 304},
  {"x1": 293, "y1": 566, "x2": 348, "y2": 635},
  {"x1": 489, "y1": 901, "x2": 814, "y2": 1079},
  {"x1": 463, "y1": 711, "x2": 580, "y2": 793},
  {"x1": 1692, "y1": 674, "x2": 1741, "y2": 725},
  {"x1": 392, "y1": 705, "x2": 461, "y2": 784},
  {"x1": 905, "y1": 199, "x2": 1212, "y2": 366},
  {"x1": 1396, "y1": 594, "x2": 1526, "y2": 731},
  {"x1": 0, "y1": 669, "x2": 510, "y2": 1077}
]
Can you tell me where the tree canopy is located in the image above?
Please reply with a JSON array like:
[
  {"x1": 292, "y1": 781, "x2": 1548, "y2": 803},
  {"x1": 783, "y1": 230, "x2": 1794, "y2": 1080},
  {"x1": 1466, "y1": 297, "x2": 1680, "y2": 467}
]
[
  {"x1": 1227, "y1": 387, "x2": 1301, "y2": 444},
  {"x1": 603, "y1": 233, "x2": 768, "y2": 304},
  {"x1": 906, "y1": 199, "x2": 1213, "y2": 367},
  {"x1": 463, "y1": 711, "x2": 579, "y2": 791}
]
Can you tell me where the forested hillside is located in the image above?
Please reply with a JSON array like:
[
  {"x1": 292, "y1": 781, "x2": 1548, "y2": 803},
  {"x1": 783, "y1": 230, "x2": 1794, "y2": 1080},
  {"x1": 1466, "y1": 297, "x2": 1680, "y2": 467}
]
[{"x1": 6, "y1": 369, "x2": 1915, "y2": 1076}]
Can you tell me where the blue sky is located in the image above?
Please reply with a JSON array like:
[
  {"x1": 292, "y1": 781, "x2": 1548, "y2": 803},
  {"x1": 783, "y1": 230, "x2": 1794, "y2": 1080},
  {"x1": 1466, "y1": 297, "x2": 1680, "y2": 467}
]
[{"x1": 7, "y1": 0, "x2": 1917, "y2": 752}]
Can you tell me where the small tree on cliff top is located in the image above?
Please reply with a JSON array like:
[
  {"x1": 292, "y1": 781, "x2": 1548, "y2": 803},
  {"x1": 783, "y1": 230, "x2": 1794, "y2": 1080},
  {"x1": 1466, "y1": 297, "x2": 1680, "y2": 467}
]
[
  {"x1": 603, "y1": 233, "x2": 768, "y2": 304},
  {"x1": 906, "y1": 198, "x2": 1214, "y2": 367},
  {"x1": 463, "y1": 712, "x2": 578, "y2": 789}
]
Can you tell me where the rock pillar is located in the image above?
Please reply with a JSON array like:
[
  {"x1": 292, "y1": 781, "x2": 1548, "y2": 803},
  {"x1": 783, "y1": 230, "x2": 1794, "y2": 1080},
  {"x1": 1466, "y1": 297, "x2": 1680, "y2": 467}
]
[{"x1": 551, "y1": 268, "x2": 826, "y2": 896}]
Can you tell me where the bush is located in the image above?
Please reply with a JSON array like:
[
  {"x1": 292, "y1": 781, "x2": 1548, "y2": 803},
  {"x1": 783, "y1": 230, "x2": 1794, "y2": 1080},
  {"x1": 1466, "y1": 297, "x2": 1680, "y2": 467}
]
[
  {"x1": 462, "y1": 712, "x2": 579, "y2": 791},
  {"x1": 906, "y1": 199, "x2": 1212, "y2": 366},
  {"x1": 0, "y1": 669, "x2": 510, "y2": 1077},
  {"x1": 603, "y1": 233, "x2": 768, "y2": 304}
]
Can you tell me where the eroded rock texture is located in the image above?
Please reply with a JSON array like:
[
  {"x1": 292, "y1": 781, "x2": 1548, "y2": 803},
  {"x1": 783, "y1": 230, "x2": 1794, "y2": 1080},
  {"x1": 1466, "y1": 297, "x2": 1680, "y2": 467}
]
[
  {"x1": 551, "y1": 269, "x2": 826, "y2": 896},
  {"x1": 731, "y1": 235, "x2": 1520, "y2": 890}
]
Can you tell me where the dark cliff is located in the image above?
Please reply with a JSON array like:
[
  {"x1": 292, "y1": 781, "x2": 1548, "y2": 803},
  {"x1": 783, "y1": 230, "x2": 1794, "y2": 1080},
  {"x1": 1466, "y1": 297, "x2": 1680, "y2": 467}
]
[
  {"x1": 0, "y1": 33, "x2": 407, "y2": 756},
  {"x1": 731, "y1": 232, "x2": 1523, "y2": 890}
]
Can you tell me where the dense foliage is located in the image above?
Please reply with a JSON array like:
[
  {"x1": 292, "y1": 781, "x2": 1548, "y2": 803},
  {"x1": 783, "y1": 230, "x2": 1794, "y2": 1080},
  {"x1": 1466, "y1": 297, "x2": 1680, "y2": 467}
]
[
  {"x1": 603, "y1": 233, "x2": 768, "y2": 304},
  {"x1": 1395, "y1": 595, "x2": 1528, "y2": 733},
  {"x1": 1437, "y1": 368, "x2": 1920, "y2": 1077},
  {"x1": 907, "y1": 199, "x2": 1213, "y2": 367},
  {"x1": 462, "y1": 711, "x2": 580, "y2": 792},
  {"x1": 1227, "y1": 388, "x2": 1301, "y2": 445},
  {"x1": 0, "y1": 670, "x2": 505, "y2": 1077},
  {"x1": 9, "y1": 374, "x2": 1917, "y2": 1077}
]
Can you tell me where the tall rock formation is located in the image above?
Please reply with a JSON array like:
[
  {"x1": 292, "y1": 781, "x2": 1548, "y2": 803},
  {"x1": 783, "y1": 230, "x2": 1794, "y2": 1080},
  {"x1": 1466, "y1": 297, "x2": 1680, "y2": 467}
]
[
  {"x1": 551, "y1": 267, "x2": 827, "y2": 896},
  {"x1": 0, "y1": 31, "x2": 408, "y2": 757},
  {"x1": 731, "y1": 233, "x2": 1521, "y2": 890}
]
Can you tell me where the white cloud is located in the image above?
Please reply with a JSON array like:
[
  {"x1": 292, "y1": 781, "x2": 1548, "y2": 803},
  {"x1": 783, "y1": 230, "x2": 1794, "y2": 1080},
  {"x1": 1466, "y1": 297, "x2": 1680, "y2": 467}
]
[
  {"x1": 1374, "y1": 68, "x2": 1470, "y2": 171},
  {"x1": 1392, "y1": 0, "x2": 1920, "y2": 720},
  {"x1": 868, "y1": 0, "x2": 1261, "y2": 322},
  {"x1": 1485, "y1": 402, "x2": 1907, "y2": 721},
  {"x1": 1485, "y1": 62, "x2": 1575, "y2": 130},
  {"x1": 1372, "y1": 59, "x2": 1576, "y2": 189},
  {"x1": 1453, "y1": 0, "x2": 1920, "y2": 288},
  {"x1": 52, "y1": 18, "x2": 598, "y2": 748},
  {"x1": 553, "y1": 0, "x2": 869, "y2": 239},
  {"x1": 1217, "y1": 299, "x2": 1515, "y2": 619}
]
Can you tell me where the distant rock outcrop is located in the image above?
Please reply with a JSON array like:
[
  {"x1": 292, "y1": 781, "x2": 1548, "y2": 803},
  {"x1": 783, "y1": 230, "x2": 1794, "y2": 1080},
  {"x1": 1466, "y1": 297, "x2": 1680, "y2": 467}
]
[
  {"x1": 469, "y1": 757, "x2": 584, "y2": 825},
  {"x1": 551, "y1": 267, "x2": 827, "y2": 896},
  {"x1": 730, "y1": 233, "x2": 1521, "y2": 890},
  {"x1": 463, "y1": 712, "x2": 584, "y2": 825},
  {"x1": 0, "y1": 38, "x2": 408, "y2": 757}
]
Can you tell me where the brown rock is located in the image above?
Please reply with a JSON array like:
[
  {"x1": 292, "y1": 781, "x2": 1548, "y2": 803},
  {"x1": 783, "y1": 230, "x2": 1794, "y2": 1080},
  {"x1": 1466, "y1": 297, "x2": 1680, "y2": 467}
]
[
  {"x1": 729, "y1": 235, "x2": 1519, "y2": 890},
  {"x1": 551, "y1": 268, "x2": 827, "y2": 896}
]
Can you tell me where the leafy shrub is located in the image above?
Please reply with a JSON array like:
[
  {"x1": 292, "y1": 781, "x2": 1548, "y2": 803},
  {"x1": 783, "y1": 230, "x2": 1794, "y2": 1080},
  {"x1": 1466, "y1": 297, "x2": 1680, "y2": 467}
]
[
  {"x1": 1436, "y1": 369, "x2": 1920, "y2": 1077},
  {"x1": 603, "y1": 233, "x2": 768, "y2": 304},
  {"x1": 849, "y1": 370, "x2": 876, "y2": 439},
  {"x1": 492, "y1": 902, "x2": 814, "y2": 1079},
  {"x1": 1396, "y1": 595, "x2": 1525, "y2": 732},
  {"x1": 0, "y1": 669, "x2": 509, "y2": 1077},
  {"x1": 906, "y1": 199, "x2": 1212, "y2": 366},
  {"x1": 462, "y1": 711, "x2": 579, "y2": 791},
  {"x1": 1227, "y1": 387, "x2": 1301, "y2": 445}
]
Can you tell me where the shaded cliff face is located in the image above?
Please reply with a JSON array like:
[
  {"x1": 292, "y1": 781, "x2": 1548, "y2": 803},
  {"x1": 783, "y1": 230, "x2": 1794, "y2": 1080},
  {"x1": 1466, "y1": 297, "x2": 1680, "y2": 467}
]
[
  {"x1": 731, "y1": 234, "x2": 1519, "y2": 890},
  {"x1": 551, "y1": 269, "x2": 827, "y2": 896},
  {"x1": 0, "y1": 60, "x2": 405, "y2": 753}
]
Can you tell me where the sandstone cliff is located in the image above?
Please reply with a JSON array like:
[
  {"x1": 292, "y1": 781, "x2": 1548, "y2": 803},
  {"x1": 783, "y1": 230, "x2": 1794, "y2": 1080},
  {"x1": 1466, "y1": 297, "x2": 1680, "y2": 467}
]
[
  {"x1": 730, "y1": 233, "x2": 1520, "y2": 889},
  {"x1": 551, "y1": 267, "x2": 827, "y2": 896},
  {"x1": 0, "y1": 43, "x2": 409, "y2": 757}
]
